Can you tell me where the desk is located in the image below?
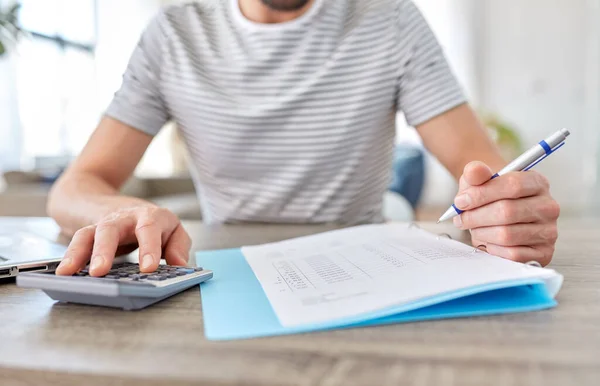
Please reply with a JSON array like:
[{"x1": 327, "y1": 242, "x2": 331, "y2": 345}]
[{"x1": 1, "y1": 218, "x2": 599, "y2": 386}]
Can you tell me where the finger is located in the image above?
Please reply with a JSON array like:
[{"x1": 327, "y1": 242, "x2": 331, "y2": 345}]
[
  {"x1": 135, "y1": 217, "x2": 165, "y2": 273},
  {"x1": 459, "y1": 161, "x2": 494, "y2": 190},
  {"x1": 485, "y1": 243, "x2": 554, "y2": 266},
  {"x1": 470, "y1": 232, "x2": 489, "y2": 251},
  {"x1": 56, "y1": 226, "x2": 96, "y2": 276},
  {"x1": 455, "y1": 171, "x2": 551, "y2": 211},
  {"x1": 456, "y1": 196, "x2": 560, "y2": 230},
  {"x1": 470, "y1": 223, "x2": 558, "y2": 247},
  {"x1": 89, "y1": 219, "x2": 131, "y2": 277},
  {"x1": 163, "y1": 224, "x2": 192, "y2": 266}
]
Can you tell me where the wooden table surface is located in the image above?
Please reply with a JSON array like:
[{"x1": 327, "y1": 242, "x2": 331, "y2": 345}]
[{"x1": 1, "y1": 217, "x2": 599, "y2": 386}]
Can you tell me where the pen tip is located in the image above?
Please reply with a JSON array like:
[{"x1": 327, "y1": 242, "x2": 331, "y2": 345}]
[{"x1": 436, "y1": 220, "x2": 441, "y2": 224}]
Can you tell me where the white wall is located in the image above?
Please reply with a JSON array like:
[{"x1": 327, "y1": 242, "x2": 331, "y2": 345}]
[
  {"x1": 95, "y1": 0, "x2": 178, "y2": 177},
  {"x1": 95, "y1": 0, "x2": 161, "y2": 111},
  {"x1": 409, "y1": 0, "x2": 600, "y2": 214},
  {"x1": 478, "y1": 0, "x2": 600, "y2": 214},
  {"x1": 586, "y1": 0, "x2": 600, "y2": 215}
]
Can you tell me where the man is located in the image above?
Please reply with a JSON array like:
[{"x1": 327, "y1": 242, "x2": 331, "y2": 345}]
[{"x1": 50, "y1": 0, "x2": 560, "y2": 277}]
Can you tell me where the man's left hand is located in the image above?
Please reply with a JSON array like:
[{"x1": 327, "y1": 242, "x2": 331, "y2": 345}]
[{"x1": 453, "y1": 161, "x2": 560, "y2": 266}]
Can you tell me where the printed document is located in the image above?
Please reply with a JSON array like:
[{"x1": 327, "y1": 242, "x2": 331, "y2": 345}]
[{"x1": 242, "y1": 224, "x2": 558, "y2": 327}]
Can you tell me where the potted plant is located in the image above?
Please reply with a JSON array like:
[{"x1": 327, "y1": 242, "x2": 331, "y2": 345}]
[
  {"x1": 482, "y1": 113, "x2": 524, "y2": 161},
  {"x1": 0, "y1": 3, "x2": 22, "y2": 58}
]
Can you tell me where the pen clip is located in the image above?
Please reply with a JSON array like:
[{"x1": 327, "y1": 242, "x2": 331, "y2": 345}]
[{"x1": 523, "y1": 141, "x2": 565, "y2": 172}]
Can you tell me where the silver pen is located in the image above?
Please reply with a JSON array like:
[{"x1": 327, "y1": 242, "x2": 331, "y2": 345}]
[{"x1": 437, "y1": 128, "x2": 571, "y2": 223}]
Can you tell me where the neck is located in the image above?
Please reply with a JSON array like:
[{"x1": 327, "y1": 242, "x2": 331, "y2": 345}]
[{"x1": 237, "y1": 0, "x2": 315, "y2": 24}]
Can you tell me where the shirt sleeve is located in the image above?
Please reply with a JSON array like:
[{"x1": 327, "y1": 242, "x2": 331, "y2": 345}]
[
  {"x1": 396, "y1": 0, "x2": 467, "y2": 127},
  {"x1": 105, "y1": 11, "x2": 169, "y2": 136}
]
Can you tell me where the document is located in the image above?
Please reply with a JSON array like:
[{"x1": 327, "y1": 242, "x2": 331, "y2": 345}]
[{"x1": 242, "y1": 224, "x2": 559, "y2": 327}]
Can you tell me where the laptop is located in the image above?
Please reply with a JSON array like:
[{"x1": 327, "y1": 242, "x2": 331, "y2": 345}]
[{"x1": 0, "y1": 218, "x2": 66, "y2": 279}]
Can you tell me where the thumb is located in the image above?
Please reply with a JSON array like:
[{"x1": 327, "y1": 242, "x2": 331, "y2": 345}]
[{"x1": 459, "y1": 161, "x2": 494, "y2": 191}]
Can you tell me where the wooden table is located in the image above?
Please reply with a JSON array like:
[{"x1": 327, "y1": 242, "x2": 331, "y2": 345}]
[{"x1": 1, "y1": 218, "x2": 599, "y2": 386}]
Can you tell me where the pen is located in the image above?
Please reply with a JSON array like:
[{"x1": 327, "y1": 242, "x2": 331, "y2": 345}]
[{"x1": 437, "y1": 128, "x2": 571, "y2": 223}]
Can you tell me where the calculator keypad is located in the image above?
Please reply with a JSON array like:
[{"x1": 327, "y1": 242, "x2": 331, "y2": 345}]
[{"x1": 73, "y1": 262, "x2": 203, "y2": 283}]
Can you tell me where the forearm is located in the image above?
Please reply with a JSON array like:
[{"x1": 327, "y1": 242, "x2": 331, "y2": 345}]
[
  {"x1": 47, "y1": 171, "x2": 155, "y2": 237},
  {"x1": 417, "y1": 104, "x2": 507, "y2": 180}
]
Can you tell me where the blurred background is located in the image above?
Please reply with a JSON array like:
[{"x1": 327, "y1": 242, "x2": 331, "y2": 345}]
[{"x1": 0, "y1": 0, "x2": 599, "y2": 222}]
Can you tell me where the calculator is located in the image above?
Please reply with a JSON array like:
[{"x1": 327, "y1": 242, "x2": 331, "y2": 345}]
[{"x1": 16, "y1": 262, "x2": 213, "y2": 310}]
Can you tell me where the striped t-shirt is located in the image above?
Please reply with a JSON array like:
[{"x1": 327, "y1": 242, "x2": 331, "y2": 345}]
[{"x1": 106, "y1": 0, "x2": 466, "y2": 224}]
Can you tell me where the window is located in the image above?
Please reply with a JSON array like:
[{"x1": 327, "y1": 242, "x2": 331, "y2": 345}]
[{"x1": 14, "y1": 0, "x2": 98, "y2": 167}]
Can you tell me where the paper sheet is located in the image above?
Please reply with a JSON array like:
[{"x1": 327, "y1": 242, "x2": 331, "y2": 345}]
[{"x1": 242, "y1": 224, "x2": 560, "y2": 327}]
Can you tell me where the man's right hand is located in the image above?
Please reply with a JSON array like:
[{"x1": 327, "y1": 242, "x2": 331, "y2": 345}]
[{"x1": 55, "y1": 206, "x2": 191, "y2": 277}]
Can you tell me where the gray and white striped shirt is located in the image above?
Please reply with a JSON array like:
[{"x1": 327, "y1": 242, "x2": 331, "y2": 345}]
[{"x1": 106, "y1": 0, "x2": 466, "y2": 224}]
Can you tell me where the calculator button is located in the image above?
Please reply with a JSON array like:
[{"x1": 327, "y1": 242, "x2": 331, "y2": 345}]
[
  {"x1": 166, "y1": 273, "x2": 177, "y2": 278},
  {"x1": 176, "y1": 268, "x2": 195, "y2": 274},
  {"x1": 194, "y1": 267, "x2": 203, "y2": 271},
  {"x1": 118, "y1": 272, "x2": 130, "y2": 278},
  {"x1": 175, "y1": 271, "x2": 187, "y2": 276},
  {"x1": 130, "y1": 274, "x2": 148, "y2": 280},
  {"x1": 105, "y1": 274, "x2": 120, "y2": 279}
]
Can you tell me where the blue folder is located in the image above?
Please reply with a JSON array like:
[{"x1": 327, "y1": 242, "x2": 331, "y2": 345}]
[{"x1": 197, "y1": 249, "x2": 557, "y2": 341}]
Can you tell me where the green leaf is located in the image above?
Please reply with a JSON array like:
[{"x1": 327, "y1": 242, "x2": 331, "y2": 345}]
[
  {"x1": 8, "y1": 3, "x2": 22, "y2": 15},
  {"x1": 483, "y1": 114, "x2": 524, "y2": 153},
  {"x1": 0, "y1": 3, "x2": 21, "y2": 31},
  {"x1": 7, "y1": 3, "x2": 21, "y2": 23},
  {"x1": 0, "y1": 40, "x2": 6, "y2": 57},
  {"x1": 0, "y1": 2, "x2": 21, "y2": 41}
]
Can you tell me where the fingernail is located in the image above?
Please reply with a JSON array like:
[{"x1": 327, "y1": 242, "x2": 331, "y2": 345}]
[
  {"x1": 142, "y1": 254, "x2": 154, "y2": 270},
  {"x1": 453, "y1": 215, "x2": 463, "y2": 228},
  {"x1": 455, "y1": 194, "x2": 471, "y2": 209},
  {"x1": 90, "y1": 256, "x2": 105, "y2": 272},
  {"x1": 58, "y1": 257, "x2": 72, "y2": 268}
]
